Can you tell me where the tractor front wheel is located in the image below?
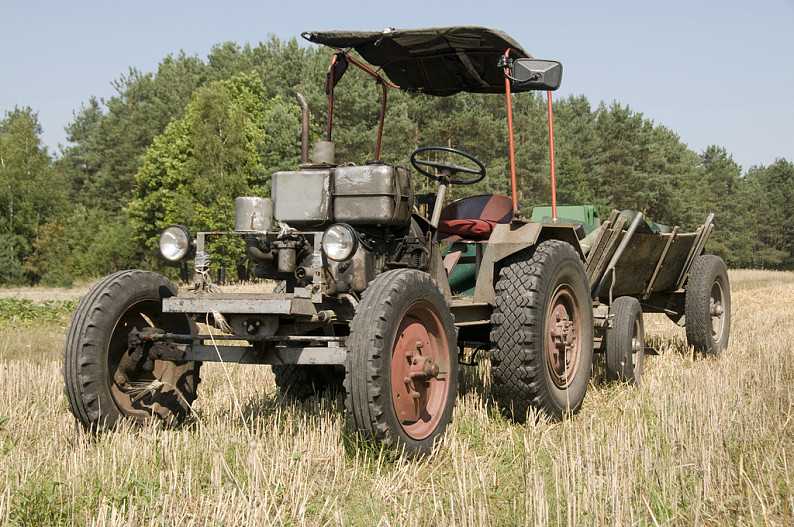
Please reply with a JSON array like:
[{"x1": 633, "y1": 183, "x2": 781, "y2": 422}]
[
  {"x1": 345, "y1": 269, "x2": 458, "y2": 456},
  {"x1": 62, "y1": 270, "x2": 201, "y2": 432}
]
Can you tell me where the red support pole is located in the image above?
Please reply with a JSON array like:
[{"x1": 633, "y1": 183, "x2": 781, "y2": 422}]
[
  {"x1": 326, "y1": 55, "x2": 338, "y2": 141},
  {"x1": 547, "y1": 90, "x2": 558, "y2": 222},
  {"x1": 504, "y1": 52, "x2": 519, "y2": 215},
  {"x1": 375, "y1": 79, "x2": 387, "y2": 160}
]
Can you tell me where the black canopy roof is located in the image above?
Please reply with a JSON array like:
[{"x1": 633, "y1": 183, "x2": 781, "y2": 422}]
[{"x1": 303, "y1": 27, "x2": 530, "y2": 96}]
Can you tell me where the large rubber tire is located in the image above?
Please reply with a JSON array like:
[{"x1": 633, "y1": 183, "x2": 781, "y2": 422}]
[
  {"x1": 345, "y1": 269, "x2": 458, "y2": 456},
  {"x1": 62, "y1": 270, "x2": 201, "y2": 432},
  {"x1": 491, "y1": 240, "x2": 593, "y2": 422},
  {"x1": 685, "y1": 255, "x2": 731, "y2": 355},
  {"x1": 605, "y1": 296, "x2": 644, "y2": 385}
]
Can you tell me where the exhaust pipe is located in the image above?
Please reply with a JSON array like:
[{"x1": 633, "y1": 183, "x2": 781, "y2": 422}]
[{"x1": 296, "y1": 92, "x2": 309, "y2": 164}]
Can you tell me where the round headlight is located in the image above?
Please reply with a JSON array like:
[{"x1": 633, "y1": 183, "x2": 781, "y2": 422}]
[
  {"x1": 159, "y1": 225, "x2": 193, "y2": 262},
  {"x1": 322, "y1": 223, "x2": 358, "y2": 261}
]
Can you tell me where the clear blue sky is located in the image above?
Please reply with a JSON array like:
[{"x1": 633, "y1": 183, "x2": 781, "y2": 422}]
[{"x1": 2, "y1": 0, "x2": 792, "y2": 172}]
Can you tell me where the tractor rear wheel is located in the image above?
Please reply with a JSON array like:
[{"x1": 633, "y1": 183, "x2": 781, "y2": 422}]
[{"x1": 491, "y1": 240, "x2": 593, "y2": 422}]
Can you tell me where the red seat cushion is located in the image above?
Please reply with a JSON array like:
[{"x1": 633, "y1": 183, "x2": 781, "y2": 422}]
[
  {"x1": 436, "y1": 194, "x2": 513, "y2": 242},
  {"x1": 437, "y1": 219, "x2": 499, "y2": 241}
]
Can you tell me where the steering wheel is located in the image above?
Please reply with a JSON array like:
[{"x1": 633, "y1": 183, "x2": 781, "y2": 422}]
[{"x1": 410, "y1": 146, "x2": 486, "y2": 185}]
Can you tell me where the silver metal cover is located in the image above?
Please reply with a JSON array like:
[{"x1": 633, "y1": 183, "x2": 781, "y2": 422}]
[
  {"x1": 272, "y1": 169, "x2": 332, "y2": 227},
  {"x1": 333, "y1": 164, "x2": 413, "y2": 226},
  {"x1": 234, "y1": 197, "x2": 273, "y2": 232}
]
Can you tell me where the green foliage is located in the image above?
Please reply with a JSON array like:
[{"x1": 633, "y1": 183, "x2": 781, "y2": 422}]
[
  {"x1": 11, "y1": 475, "x2": 69, "y2": 526},
  {"x1": 0, "y1": 297, "x2": 78, "y2": 326},
  {"x1": 742, "y1": 159, "x2": 794, "y2": 269},
  {"x1": 0, "y1": 108, "x2": 65, "y2": 285},
  {"x1": 127, "y1": 72, "x2": 301, "y2": 268},
  {"x1": 3, "y1": 35, "x2": 792, "y2": 280}
]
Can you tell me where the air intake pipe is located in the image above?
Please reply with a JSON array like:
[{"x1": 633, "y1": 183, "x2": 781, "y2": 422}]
[{"x1": 296, "y1": 92, "x2": 309, "y2": 165}]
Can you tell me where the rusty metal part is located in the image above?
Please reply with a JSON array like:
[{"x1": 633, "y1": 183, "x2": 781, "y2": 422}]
[
  {"x1": 234, "y1": 197, "x2": 273, "y2": 233},
  {"x1": 390, "y1": 301, "x2": 451, "y2": 440},
  {"x1": 128, "y1": 327, "x2": 348, "y2": 365},
  {"x1": 312, "y1": 310, "x2": 336, "y2": 323},
  {"x1": 162, "y1": 294, "x2": 317, "y2": 317},
  {"x1": 278, "y1": 247, "x2": 296, "y2": 273},
  {"x1": 296, "y1": 92, "x2": 310, "y2": 164},
  {"x1": 546, "y1": 285, "x2": 582, "y2": 389}
]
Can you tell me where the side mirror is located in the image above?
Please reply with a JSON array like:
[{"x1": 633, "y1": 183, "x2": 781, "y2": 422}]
[{"x1": 509, "y1": 58, "x2": 563, "y2": 91}]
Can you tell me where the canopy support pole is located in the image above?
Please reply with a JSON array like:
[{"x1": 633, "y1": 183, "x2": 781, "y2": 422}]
[
  {"x1": 504, "y1": 51, "x2": 519, "y2": 217},
  {"x1": 547, "y1": 90, "x2": 558, "y2": 222}
]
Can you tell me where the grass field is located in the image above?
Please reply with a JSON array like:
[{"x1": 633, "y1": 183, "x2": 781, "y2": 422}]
[{"x1": 0, "y1": 270, "x2": 792, "y2": 526}]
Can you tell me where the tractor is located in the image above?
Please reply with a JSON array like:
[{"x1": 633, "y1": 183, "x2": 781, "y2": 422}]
[{"x1": 63, "y1": 27, "x2": 730, "y2": 456}]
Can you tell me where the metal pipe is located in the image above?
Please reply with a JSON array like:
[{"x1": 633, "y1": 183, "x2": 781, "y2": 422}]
[
  {"x1": 503, "y1": 50, "x2": 519, "y2": 216},
  {"x1": 244, "y1": 236, "x2": 275, "y2": 262},
  {"x1": 430, "y1": 180, "x2": 449, "y2": 228},
  {"x1": 326, "y1": 54, "x2": 338, "y2": 141},
  {"x1": 375, "y1": 79, "x2": 387, "y2": 160},
  {"x1": 547, "y1": 90, "x2": 558, "y2": 222},
  {"x1": 163, "y1": 333, "x2": 346, "y2": 343},
  {"x1": 296, "y1": 92, "x2": 309, "y2": 164}
]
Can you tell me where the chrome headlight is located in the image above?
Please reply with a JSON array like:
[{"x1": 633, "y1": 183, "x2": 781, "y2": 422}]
[
  {"x1": 322, "y1": 223, "x2": 357, "y2": 261},
  {"x1": 159, "y1": 225, "x2": 193, "y2": 262}
]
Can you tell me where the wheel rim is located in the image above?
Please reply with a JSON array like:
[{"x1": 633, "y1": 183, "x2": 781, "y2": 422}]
[
  {"x1": 390, "y1": 301, "x2": 452, "y2": 440},
  {"x1": 631, "y1": 315, "x2": 644, "y2": 379},
  {"x1": 546, "y1": 285, "x2": 582, "y2": 389},
  {"x1": 710, "y1": 279, "x2": 726, "y2": 343},
  {"x1": 106, "y1": 298, "x2": 166, "y2": 419}
]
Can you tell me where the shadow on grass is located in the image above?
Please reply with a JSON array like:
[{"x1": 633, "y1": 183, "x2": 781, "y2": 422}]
[{"x1": 646, "y1": 333, "x2": 691, "y2": 356}]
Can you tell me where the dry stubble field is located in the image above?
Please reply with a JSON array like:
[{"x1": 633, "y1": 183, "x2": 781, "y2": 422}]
[{"x1": 0, "y1": 270, "x2": 792, "y2": 526}]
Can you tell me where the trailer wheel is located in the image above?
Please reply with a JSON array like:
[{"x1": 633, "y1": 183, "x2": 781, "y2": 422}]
[
  {"x1": 605, "y1": 296, "x2": 644, "y2": 385},
  {"x1": 345, "y1": 269, "x2": 457, "y2": 456},
  {"x1": 685, "y1": 255, "x2": 731, "y2": 355},
  {"x1": 62, "y1": 270, "x2": 201, "y2": 432},
  {"x1": 491, "y1": 240, "x2": 593, "y2": 422}
]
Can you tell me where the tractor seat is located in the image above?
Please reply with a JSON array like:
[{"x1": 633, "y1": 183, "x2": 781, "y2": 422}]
[{"x1": 437, "y1": 194, "x2": 514, "y2": 242}]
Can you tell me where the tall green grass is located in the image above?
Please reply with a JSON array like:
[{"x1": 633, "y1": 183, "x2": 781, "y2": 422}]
[{"x1": 0, "y1": 298, "x2": 78, "y2": 326}]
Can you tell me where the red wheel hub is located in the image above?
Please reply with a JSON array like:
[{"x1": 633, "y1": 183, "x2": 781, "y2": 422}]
[
  {"x1": 390, "y1": 301, "x2": 451, "y2": 440},
  {"x1": 546, "y1": 285, "x2": 582, "y2": 389}
]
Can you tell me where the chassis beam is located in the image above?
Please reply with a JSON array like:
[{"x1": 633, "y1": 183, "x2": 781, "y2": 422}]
[{"x1": 129, "y1": 328, "x2": 347, "y2": 365}]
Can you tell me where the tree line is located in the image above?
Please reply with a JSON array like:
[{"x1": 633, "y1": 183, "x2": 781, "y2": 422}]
[{"x1": 1, "y1": 37, "x2": 792, "y2": 286}]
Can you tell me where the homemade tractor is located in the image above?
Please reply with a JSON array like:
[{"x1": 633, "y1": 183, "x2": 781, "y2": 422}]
[{"x1": 63, "y1": 27, "x2": 731, "y2": 456}]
